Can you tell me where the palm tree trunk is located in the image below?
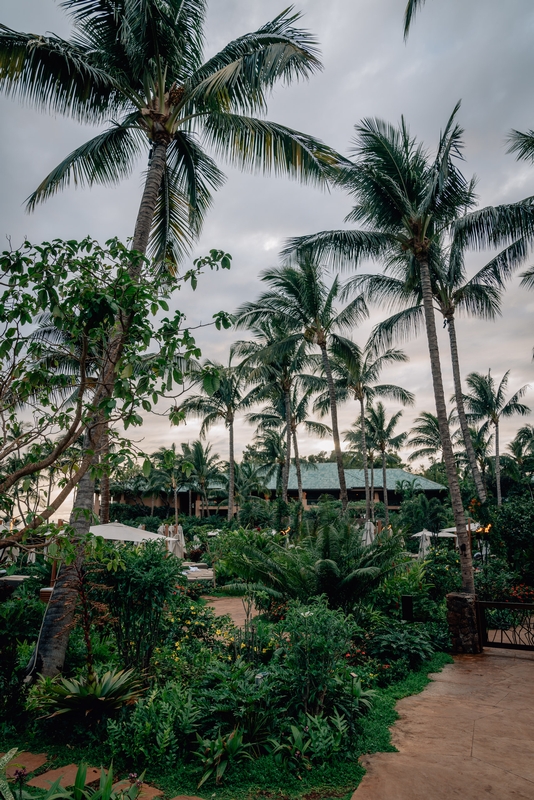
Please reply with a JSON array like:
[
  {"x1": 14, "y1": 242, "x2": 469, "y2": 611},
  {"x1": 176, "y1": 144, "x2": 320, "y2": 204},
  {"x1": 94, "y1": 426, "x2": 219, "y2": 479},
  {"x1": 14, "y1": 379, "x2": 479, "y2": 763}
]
[
  {"x1": 359, "y1": 398, "x2": 370, "y2": 520},
  {"x1": 292, "y1": 425, "x2": 304, "y2": 504},
  {"x1": 447, "y1": 315, "x2": 487, "y2": 503},
  {"x1": 100, "y1": 421, "x2": 110, "y2": 523},
  {"x1": 131, "y1": 141, "x2": 168, "y2": 258},
  {"x1": 382, "y1": 450, "x2": 389, "y2": 526},
  {"x1": 418, "y1": 257, "x2": 474, "y2": 593},
  {"x1": 320, "y1": 344, "x2": 348, "y2": 510},
  {"x1": 370, "y1": 457, "x2": 375, "y2": 521},
  {"x1": 227, "y1": 418, "x2": 235, "y2": 522},
  {"x1": 495, "y1": 421, "x2": 502, "y2": 506},
  {"x1": 282, "y1": 389, "x2": 292, "y2": 504}
]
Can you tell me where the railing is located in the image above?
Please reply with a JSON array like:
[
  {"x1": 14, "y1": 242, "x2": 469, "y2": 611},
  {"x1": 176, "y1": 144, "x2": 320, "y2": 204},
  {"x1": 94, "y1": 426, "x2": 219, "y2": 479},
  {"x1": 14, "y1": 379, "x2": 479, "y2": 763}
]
[{"x1": 476, "y1": 600, "x2": 534, "y2": 651}]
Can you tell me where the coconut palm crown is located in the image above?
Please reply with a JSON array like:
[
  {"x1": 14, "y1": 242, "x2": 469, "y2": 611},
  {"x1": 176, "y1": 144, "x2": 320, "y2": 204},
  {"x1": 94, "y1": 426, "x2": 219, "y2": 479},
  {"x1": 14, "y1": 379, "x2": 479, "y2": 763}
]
[{"x1": 0, "y1": 1, "x2": 341, "y2": 265}]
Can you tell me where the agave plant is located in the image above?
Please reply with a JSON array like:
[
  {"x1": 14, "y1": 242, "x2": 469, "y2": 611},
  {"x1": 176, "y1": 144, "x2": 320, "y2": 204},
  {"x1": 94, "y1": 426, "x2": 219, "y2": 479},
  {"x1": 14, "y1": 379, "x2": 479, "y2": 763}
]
[{"x1": 27, "y1": 668, "x2": 143, "y2": 719}]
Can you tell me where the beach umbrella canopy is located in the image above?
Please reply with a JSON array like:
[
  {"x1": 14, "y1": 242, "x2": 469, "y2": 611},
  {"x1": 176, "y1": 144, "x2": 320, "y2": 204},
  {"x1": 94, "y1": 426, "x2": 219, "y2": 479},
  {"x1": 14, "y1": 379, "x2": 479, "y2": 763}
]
[{"x1": 89, "y1": 522, "x2": 166, "y2": 544}]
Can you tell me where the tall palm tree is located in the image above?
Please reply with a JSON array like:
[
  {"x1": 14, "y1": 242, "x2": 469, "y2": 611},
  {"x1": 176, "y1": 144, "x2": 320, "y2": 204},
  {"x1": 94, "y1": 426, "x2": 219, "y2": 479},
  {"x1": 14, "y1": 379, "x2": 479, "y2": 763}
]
[
  {"x1": 352, "y1": 225, "x2": 531, "y2": 503},
  {"x1": 463, "y1": 370, "x2": 530, "y2": 506},
  {"x1": 314, "y1": 336, "x2": 414, "y2": 520},
  {"x1": 236, "y1": 257, "x2": 368, "y2": 510},
  {"x1": 0, "y1": 2, "x2": 340, "y2": 265},
  {"x1": 283, "y1": 109, "x2": 534, "y2": 592},
  {"x1": 363, "y1": 402, "x2": 407, "y2": 525},
  {"x1": 233, "y1": 317, "x2": 312, "y2": 504},
  {"x1": 179, "y1": 358, "x2": 250, "y2": 521}
]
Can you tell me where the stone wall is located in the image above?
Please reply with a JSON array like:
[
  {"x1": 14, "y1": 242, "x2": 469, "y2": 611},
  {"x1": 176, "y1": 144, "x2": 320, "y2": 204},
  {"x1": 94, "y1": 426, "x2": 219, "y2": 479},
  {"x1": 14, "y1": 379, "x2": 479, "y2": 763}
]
[{"x1": 446, "y1": 592, "x2": 482, "y2": 654}]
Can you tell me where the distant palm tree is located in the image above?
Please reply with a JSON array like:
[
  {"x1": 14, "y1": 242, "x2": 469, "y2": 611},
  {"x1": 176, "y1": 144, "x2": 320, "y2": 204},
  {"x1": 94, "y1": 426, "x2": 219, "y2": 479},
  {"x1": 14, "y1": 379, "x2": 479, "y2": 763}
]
[
  {"x1": 507, "y1": 425, "x2": 534, "y2": 495},
  {"x1": 141, "y1": 468, "x2": 169, "y2": 516},
  {"x1": 463, "y1": 370, "x2": 530, "y2": 505},
  {"x1": 233, "y1": 317, "x2": 312, "y2": 503},
  {"x1": 407, "y1": 411, "x2": 459, "y2": 464},
  {"x1": 251, "y1": 429, "x2": 287, "y2": 498},
  {"x1": 283, "y1": 109, "x2": 534, "y2": 591},
  {"x1": 363, "y1": 402, "x2": 407, "y2": 525},
  {"x1": 152, "y1": 443, "x2": 187, "y2": 528},
  {"x1": 247, "y1": 386, "x2": 330, "y2": 504},
  {"x1": 0, "y1": 2, "x2": 339, "y2": 264},
  {"x1": 180, "y1": 440, "x2": 223, "y2": 517},
  {"x1": 236, "y1": 257, "x2": 368, "y2": 510},
  {"x1": 179, "y1": 358, "x2": 250, "y2": 521},
  {"x1": 314, "y1": 336, "x2": 413, "y2": 520}
]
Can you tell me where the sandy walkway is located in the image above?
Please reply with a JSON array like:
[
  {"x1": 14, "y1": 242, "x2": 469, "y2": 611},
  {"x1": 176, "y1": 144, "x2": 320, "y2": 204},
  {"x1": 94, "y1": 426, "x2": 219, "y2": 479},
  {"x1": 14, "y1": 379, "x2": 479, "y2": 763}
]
[{"x1": 353, "y1": 649, "x2": 534, "y2": 800}]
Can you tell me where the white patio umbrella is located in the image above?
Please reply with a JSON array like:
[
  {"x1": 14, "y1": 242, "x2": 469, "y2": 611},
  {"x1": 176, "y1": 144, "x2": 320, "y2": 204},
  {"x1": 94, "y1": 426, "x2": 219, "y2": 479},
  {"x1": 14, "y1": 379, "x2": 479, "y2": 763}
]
[
  {"x1": 439, "y1": 522, "x2": 480, "y2": 535},
  {"x1": 362, "y1": 520, "x2": 375, "y2": 546},
  {"x1": 89, "y1": 522, "x2": 166, "y2": 544}
]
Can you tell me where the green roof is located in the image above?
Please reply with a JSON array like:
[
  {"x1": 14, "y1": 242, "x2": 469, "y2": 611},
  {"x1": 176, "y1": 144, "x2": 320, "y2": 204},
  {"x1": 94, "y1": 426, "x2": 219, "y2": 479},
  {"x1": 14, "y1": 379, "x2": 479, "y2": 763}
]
[{"x1": 266, "y1": 464, "x2": 445, "y2": 492}]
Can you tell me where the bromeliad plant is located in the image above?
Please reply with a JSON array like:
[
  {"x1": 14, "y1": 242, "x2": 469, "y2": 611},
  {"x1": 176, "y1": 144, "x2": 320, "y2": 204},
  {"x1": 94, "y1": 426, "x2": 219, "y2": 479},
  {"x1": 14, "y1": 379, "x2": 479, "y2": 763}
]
[
  {"x1": 195, "y1": 728, "x2": 253, "y2": 788},
  {"x1": 27, "y1": 668, "x2": 144, "y2": 719}
]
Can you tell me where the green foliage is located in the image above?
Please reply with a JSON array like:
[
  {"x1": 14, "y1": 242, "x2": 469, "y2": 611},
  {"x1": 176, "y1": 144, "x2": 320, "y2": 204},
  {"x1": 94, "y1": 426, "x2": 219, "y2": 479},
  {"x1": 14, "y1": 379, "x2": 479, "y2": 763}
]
[
  {"x1": 0, "y1": 584, "x2": 45, "y2": 719},
  {"x1": 96, "y1": 541, "x2": 184, "y2": 672},
  {"x1": 367, "y1": 622, "x2": 435, "y2": 670},
  {"x1": 195, "y1": 728, "x2": 253, "y2": 788},
  {"x1": 490, "y1": 496, "x2": 534, "y2": 584},
  {"x1": 474, "y1": 556, "x2": 518, "y2": 601},
  {"x1": 0, "y1": 749, "x2": 17, "y2": 800},
  {"x1": 397, "y1": 485, "x2": 451, "y2": 535},
  {"x1": 107, "y1": 683, "x2": 201, "y2": 765},
  {"x1": 423, "y1": 545, "x2": 462, "y2": 600},
  {"x1": 26, "y1": 668, "x2": 143, "y2": 719}
]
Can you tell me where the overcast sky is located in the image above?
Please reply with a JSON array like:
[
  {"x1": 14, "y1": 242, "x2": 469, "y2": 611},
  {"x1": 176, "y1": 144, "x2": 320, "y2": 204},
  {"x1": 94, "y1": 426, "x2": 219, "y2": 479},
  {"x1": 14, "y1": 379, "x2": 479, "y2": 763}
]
[{"x1": 2, "y1": 0, "x2": 534, "y2": 501}]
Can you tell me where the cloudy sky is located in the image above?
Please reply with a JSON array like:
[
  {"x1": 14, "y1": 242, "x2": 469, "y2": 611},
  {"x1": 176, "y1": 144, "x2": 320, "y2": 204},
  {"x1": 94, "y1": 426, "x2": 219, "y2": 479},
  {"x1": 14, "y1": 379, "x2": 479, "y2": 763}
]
[{"x1": 2, "y1": 0, "x2": 534, "y2": 503}]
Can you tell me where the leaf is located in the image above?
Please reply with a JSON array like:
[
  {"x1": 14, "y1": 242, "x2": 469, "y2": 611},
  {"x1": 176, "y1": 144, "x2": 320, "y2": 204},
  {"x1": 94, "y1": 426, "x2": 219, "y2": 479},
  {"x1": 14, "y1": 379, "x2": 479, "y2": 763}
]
[{"x1": 142, "y1": 459, "x2": 152, "y2": 478}]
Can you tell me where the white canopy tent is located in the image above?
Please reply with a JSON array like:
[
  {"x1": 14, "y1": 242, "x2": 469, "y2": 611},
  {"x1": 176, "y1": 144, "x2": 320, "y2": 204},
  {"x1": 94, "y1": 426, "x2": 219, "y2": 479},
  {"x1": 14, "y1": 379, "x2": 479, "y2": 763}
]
[{"x1": 89, "y1": 522, "x2": 166, "y2": 544}]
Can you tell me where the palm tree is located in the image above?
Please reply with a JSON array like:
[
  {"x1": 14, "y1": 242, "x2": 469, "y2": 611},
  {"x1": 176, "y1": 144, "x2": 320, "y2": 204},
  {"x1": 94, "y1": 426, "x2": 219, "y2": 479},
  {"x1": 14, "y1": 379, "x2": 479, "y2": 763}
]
[
  {"x1": 233, "y1": 317, "x2": 312, "y2": 504},
  {"x1": 0, "y1": 3, "x2": 340, "y2": 265},
  {"x1": 507, "y1": 425, "x2": 534, "y2": 496},
  {"x1": 180, "y1": 440, "x2": 222, "y2": 517},
  {"x1": 314, "y1": 336, "x2": 414, "y2": 520},
  {"x1": 282, "y1": 109, "x2": 534, "y2": 592},
  {"x1": 246, "y1": 385, "x2": 331, "y2": 504},
  {"x1": 236, "y1": 257, "x2": 368, "y2": 510},
  {"x1": 407, "y1": 411, "x2": 459, "y2": 464},
  {"x1": 363, "y1": 402, "x2": 407, "y2": 525},
  {"x1": 179, "y1": 358, "x2": 250, "y2": 521},
  {"x1": 152, "y1": 443, "x2": 186, "y2": 528},
  {"x1": 141, "y1": 468, "x2": 168, "y2": 516},
  {"x1": 352, "y1": 224, "x2": 532, "y2": 503},
  {"x1": 220, "y1": 460, "x2": 269, "y2": 517},
  {"x1": 463, "y1": 370, "x2": 530, "y2": 506},
  {"x1": 251, "y1": 429, "x2": 287, "y2": 498}
]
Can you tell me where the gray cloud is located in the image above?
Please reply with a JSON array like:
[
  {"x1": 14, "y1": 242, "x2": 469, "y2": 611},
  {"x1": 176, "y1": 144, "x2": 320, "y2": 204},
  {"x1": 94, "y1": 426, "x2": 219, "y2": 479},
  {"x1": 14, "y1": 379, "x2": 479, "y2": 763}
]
[{"x1": 2, "y1": 0, "x2": 534, "y2": 507}]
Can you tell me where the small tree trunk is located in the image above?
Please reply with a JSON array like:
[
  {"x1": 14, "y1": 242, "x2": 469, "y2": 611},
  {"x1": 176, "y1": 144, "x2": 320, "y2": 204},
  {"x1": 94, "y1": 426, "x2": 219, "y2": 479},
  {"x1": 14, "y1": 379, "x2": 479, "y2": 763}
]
[
  {"x1": 382, "y1": 450, "x2": 389, "y2": 526},
  {"x1": 359, "y1": 398, "x2": 370, "y2": 520},
  {"x1": 320, "y1": 344, "x2": 348, "y2": 510},
  {"x1": 100, "y1": 421, "x2": 110, "y2": 523},
  {"x1": 447, "y1": 315, "x2": 487, "y2": 503},
  {"x1": 228, "y1": 417, "x2": 235, "y2": 522},
  {"x1": 495, "y1": 421, "x2": 502, "y2": 506},
  {"x1": 370, "y1": 456, "x2": 375, "y2": 521},
  {"x1": 292, "y1": 425, "x2": 304, "y2": 504},
  {"x1": 418, "y1": 257, "x2": 474, "y2": 594},
  {"x1": 281, "y1": 389, "x2": 292, "y2": 504},
  {"x1": 173, "y1": 476, "x2": 179, "y2": 529}
]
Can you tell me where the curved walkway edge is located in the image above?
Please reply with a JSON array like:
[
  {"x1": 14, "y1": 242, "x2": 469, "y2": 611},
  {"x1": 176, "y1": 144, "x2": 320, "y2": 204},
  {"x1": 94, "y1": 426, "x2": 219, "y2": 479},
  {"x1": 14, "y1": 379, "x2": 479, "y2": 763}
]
[{"x1": 353, "y1": 649, "x2": 534, "y2": 800}]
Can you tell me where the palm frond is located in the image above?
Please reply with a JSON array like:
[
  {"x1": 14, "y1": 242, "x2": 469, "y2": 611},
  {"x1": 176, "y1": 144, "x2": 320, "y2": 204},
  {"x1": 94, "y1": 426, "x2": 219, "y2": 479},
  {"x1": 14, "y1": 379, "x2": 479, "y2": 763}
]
[
  {"x1": 0, "y1": 24, "x2": 120, "y2": 122},
  {"x1": 403, "y1": 0, "x2": 427, "y2": 38},
  {"x1": 202, "y1": 112, "x2": 340, "y2": 187},
  {"x1": 281, "y1": 229, "x2": 391, "y2": 268},
  {"x1": 26, "y1": 114, "x2": 144, "y2": 210},
  {"x1": 506, "y1": 129, "x2": 534, "y2": 163}
]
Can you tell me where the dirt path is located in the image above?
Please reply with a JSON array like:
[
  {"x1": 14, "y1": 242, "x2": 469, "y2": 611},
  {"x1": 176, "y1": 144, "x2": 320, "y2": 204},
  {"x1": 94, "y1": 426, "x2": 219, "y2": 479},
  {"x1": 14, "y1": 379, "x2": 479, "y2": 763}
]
[
  {"x1": 202, "y1": 595, "x2": 256, "y2": 628},
  {"x1": 353, "y1": 649, "x2": 534, "y2": 800}
]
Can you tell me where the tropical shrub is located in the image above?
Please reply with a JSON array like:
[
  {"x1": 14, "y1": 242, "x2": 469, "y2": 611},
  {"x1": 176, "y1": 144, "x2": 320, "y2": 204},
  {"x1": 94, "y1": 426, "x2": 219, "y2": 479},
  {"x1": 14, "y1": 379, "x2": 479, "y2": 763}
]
[
  {"x1": 490, "y1": 497, "x2": 534, "y2": 585},
  {"x1": 195, "y1": 728, "x2": 252, "y2": 788},
  {"x1": 423, "y1": 545, "x2": 462, "y2": 600},
  {"x1": 366, "y1": 621, "x2": 435, "y2": 669},
  {"x1": 107, "y1": 683, "x2": 201, "y2": 765},
  {"x1": 27, "y1": 668, "x2": 143, "y2": 719},
  {"x1": 95, "y1": 541, "x2": 184, "y2": 672},
  {"x1": 474, "y1": 556, "x2": 519, "y2": 601}
]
